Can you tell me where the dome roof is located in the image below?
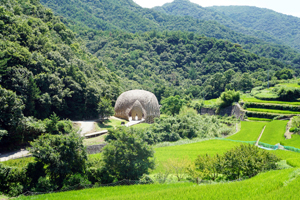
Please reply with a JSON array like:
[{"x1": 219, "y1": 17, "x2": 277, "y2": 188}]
[{"x1": 114, "y1": 90, "x2": 160, "y2": 123}]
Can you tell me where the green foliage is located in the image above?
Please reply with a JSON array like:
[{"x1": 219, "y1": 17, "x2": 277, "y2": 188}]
[
  {"x1": 102, "y1": 127, "x2": 155, "y2": 180},
  {"x1": 0, "y1": 0, "x2": 120, "y2": 122},
  {"x1": 194, "y1": 154, "x2": 223, "y2": 181},
  {"x1": 211, "y1": 6, "x2": 300, "y2": 52},
  {"x1": 222, "y1": 144, "x2": 279, "y2": 180},
  {"x1": 0, "y1": 163, "x2": 25, "y2": 197},
  {"x1": 244, "y1": 102, "x2": 300, "y2": 112},
  {"x1": 219, "y1": 89, "x2": 240, "y2": 108},
  {"x1": 161, "y1": 95, "x2": 186, "y2": 116},
  {"x1": 40, "y1": 0, "x2": 300, "y2": 73},
  {"x1": 275, "y1": 68, "x2": 294, "y2": 80},
  {"x1": 29, "y1": 132, "x2": 88, "y2": 188},
  {"x1": 135, "y1": 114, "x2": 235, "y2": 145},
  {"x1": 277, "y1": 87, "x2": 300, "y2": 101},
  {"x1": 290, "y1": 116, "x2": 300, "y2": 134},
  {"x1": 62, "y1": 174, "x2": 91, "y2": 190}
]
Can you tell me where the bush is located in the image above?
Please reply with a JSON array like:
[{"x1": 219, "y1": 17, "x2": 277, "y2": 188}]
[
  {"x1": 62, "y1": 174, "x2": 91, "y2": 190},
  {"x1": 33, "y1": 177, "x2": 57, "y2": 193},
  {"x1": 222, "y1": 144, "x2": 279, "y2": 180},
  {"x1": 87, "y1": 166, "x2": 114, "y2": 184},
  {"x1": 191, "y1": 144, "x2": 279, "y2": 182},
  {"x1": 277, "y1": 87, "x2": 300, "y2": 101},
  {"x1": 219, "y1": 90, "x2": 240, "y2": 108}
]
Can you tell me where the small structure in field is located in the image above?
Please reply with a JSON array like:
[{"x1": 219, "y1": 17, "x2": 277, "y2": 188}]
[{"x1": 114, "y1": 90, "x2": 160, "y2": 124}]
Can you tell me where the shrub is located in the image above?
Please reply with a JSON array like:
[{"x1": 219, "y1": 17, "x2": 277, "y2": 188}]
[
  {"x1": 62, "y1": 174, "x2": 91, "y2": 190},
  {"x1": 139, "y1": 174, "x2": 154, "y2": 184},
  {"x1": 33, "y1": 177, "x2": 57, "y2": 193},
  {"x1": 87, "y1": 166, "x2": 114, "y2": 184},
  {"x1": 219, "y1": 90, "x2": 240, "y2": 109}
]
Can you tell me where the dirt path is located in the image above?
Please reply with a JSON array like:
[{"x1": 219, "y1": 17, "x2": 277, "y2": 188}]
[
  {"x1": 284, "y1": 118, "x2": 293, "y2": 139},
  {"x1": 255, "y1": 125, "x2": 266, "y2": 146}
]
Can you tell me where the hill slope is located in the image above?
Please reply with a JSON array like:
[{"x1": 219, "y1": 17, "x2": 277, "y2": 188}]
[
  {"x1": 0, "y1": 0, "x2": 120, "y2": 120},
  {"x1": 154, "y1": 0, "x2": 284, "y2": 47},
  {"x1": 209, "y1": 6, "x2": 300, "y2": 51},
  {"x1": 40, "y1": 0, "x2": 300, "y2": 69}
]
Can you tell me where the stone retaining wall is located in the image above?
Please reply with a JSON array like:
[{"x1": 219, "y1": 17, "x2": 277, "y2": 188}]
[
  {"x1": 200, "y1": 104, "x2": 245, "y2": 120},
  {"x1": 86, "y1": 144, "x2": 107, "y2": 154}
]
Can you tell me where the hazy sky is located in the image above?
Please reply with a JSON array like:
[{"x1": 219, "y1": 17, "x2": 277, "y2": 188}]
[{"x1": 133, "y1": 0, "x2": 300, "y2": 18}]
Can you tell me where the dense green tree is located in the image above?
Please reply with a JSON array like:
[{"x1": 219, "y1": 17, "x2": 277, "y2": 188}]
[
  {"x1": 219, "y1": 89, "x2": 240, "y2": 108},
  {"x1": 161, "y1": 95, "x2": 187, "y2": 116},
  {"x1": 30, "y1": 132, "x2": 87, "y2": 188},
  {"x1": 102, "y1": 127, "x2": 155, "y2": 180}
]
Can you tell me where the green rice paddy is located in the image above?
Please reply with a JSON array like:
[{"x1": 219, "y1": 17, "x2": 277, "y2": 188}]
[
  {"x1": 247, "y1": 117, "x2": 272, "y2": 121},
  {"x1": 242, "y1": 96, "x2": 300, "y2": 106},
  {"x1": 259, "y1": 120, "x2": 288, "y2": 145},
  {"x1": 247, "y1": 108, "x2": 300, "y2": 115},
  {"x1": 228, "y1": 121, "x2": 267, "y2": 141}
]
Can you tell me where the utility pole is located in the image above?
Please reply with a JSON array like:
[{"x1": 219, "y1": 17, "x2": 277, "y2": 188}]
[{"x1": 267, "y1": 69, "x2": 269, "y2": 89}]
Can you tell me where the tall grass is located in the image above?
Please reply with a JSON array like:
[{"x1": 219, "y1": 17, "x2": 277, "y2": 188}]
[{"x1": 281, "y1": 134, "x2": 300, "y2": 149}]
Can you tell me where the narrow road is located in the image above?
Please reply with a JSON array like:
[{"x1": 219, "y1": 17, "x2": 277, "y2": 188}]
[
  {"x1": 0, "y1": 149, "x2": 30, "y2": 162},
  {"x1": 73, "y1": 121, "x2": 95, "y2": 136}
]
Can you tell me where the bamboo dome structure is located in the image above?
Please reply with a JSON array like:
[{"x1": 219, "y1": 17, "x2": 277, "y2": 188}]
[{"x1": 114, "y1": 90, "x2": 160, "y2": 124}]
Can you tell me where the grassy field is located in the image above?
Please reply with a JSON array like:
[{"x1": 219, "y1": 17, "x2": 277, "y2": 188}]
[
  {"x1": 16, "y1": 168, "x2": 299, "y2": 200},
  {"x1": 259, "y1": 120, "x2": 288, "y2": 145},
  {"x1": 96, "y1": 118, "x2": 127, "y2": 131},
  {"x1": 254, "y1": 88, "x2": 278, "y2": 99},
  {"x1": 281, "y1": 134, "x2": 300, "y2": 149},
  {"x1": 0, "y1": 194, "x2": 8, "y2": 200},
  {"x1": 6, "y1": 115, "x2": 300, "y2": 200},
  {"x1": 278, "y1": 83, "x2": 300, "y2": 88},
  {"x1": 83, "y1": 134, "x2": 107, "y2": 146},
  {"x1": 131, "y1": 123, "x2": 152, "y2": 130},
  {"x1": 242, "y1": 96, "x2": 300, "y2": 105},
  {"x1": 228, "y1": 121, "x2": 268, "y2": 141},
  {"x1": 247, "y1": 117, "x2": 272, "y2": 122},
  {"x1": 153, "y1": 140, "x2": 240, "y2": 173},
  {"x1": 2, "y1": 157, "x2": 33, "y2": 168},
  {"x1": 247, "y1": 108, "x2": 300, "y2": 115}
]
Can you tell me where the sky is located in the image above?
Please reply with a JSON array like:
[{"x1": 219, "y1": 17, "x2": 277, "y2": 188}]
[{"x1": 133, "y1": 0, "x2": 300, "y2": 18}]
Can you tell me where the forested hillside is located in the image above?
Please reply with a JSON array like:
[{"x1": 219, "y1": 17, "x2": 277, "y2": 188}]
[
  {"x1": 210, "y1": 6, "x2": 300, "y2": 51},
  {"x1": 0, "y1": 0, "x2": 121, "y2": 120},
  {"x1": 81, "y1": 29, "x2": 289, "y2": 100},
  {"x1": 154, "y1": 0, "x2": 284, "y2": 46},
  {"x1": 39, "y1": 0, "x2": 300, "y2": 69}
]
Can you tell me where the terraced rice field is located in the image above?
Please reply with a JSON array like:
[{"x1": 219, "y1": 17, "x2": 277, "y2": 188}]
[
  {"x1": 228, "y1": 121, "x2": 267, "y2": 141},
  {"x1": 247, "y1": 108, "x2": 300, "y2": 115},
  {"x1": 259, "y1": 120, "x2": 288, "y2": 145}
]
